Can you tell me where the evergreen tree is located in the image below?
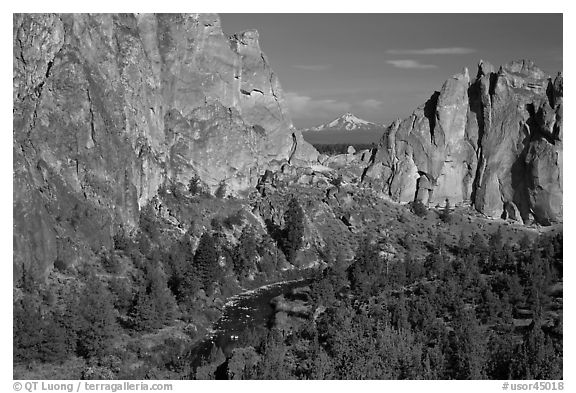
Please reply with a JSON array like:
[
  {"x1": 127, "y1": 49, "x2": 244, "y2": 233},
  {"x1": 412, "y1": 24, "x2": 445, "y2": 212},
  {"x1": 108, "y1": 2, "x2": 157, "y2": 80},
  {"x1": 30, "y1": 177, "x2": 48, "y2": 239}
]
[
  {"x1": 194, "y1": 232, "x2": 222, "y2": 296},
  {"x1": 255, "y1": 331, "x2": 292, "y2": 379},
  {"x1": 470, "y1": 232, "x2": 489, "y2": 271},
  {"x1": 311, "y1": 277, "x2": 336, "y2": 306},
  {"x1": 167, "y1": 227, "x2": 202, "y2": 303},
  {"x1": 234, "y1": 226, "x2": 258, "y2": 277},
  {"x1": 282, "y1": 198, "x2": 305, "y2": 263},
  {"x1": 440, "y1": 199, "x2": 452, "y2": 223},
  {"x1": 446, "y1": 305, "x2": 487, "y2": 379},
  {"x1": 130, "y1": 290, "x2": 159, "y2": 331},
  {"x1": 510, "y1": 322, "x2": 562, "y2": 379},
  {"x1": 348, "y1": 237, "x2": 384, "y2": 296},
  {"x1": 519, "y1": 233, "x2": 532, "y2": 250},
  {"x1": 215, "y1": 181, "x2": 227, "y2": 198},
  {"x1": 39, "y1": 310, "x2": 76, "y2": 362},
  {"x1": 147, "y1": 264, "x2": 177, "y2": 321},
  {"x1": 485, "y1": 331, "x2": 515, "y2": 379},
  {"x1": 139, "y1": 202, "x2": 160, "y2": 242},
  {"x1": 13, "y1": 295, "x2": 43, "y2": 362},
  {"x1": 411, "y1": 199, "x2": 428, "y2": 218},
  {"x1": 227, "y1": 347, "x2": 260, "y2": 380},
  {"x1": 456, "y1": 232, "x2": 468, "y2": 256},
  {"x1": 405, "y1": 251, "x2": 424, "y2": 283},
  {"x1": 130, "y1": 263, "x2": 176, "y2": 331},
  {"x1": 188, "y1": 175, "x2": 202, "y2": 196},
  {"x1": 108, "y1": 277, "x2": 133, "y2": 313},
  {"x1": 76, "y1": 275, "x2": 117, "y2": 358}
]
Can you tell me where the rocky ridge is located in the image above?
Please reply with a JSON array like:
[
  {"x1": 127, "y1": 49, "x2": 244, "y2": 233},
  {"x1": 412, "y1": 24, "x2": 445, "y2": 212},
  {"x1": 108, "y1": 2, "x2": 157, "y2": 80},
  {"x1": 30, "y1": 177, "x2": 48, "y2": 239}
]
[
  {"x1": 13, "y1": 13, "x2": 318, "y2": 281},
  {"x1": 13, "y1": 14, "x2": 562, "y2": 286},
  {"x1": 363, "y1": 60, "x2": 562, "y2": 225}
]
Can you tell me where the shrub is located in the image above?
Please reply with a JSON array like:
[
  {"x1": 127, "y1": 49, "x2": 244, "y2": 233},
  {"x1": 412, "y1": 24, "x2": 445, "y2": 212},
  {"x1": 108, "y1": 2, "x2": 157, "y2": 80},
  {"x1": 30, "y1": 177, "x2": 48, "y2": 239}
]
[
  {"x1": 102, "y1": 252, "x2": 123, "y2": 275},
  {"x1": 215, "y1": 181, "x2": 227, "y2": 199},
  {"x1": 188, "y1": 175, "x2": 203, "y2": 196},
  {"x1": 411, "y1": 199, "x2": 428, "y2": 218},
  {"x1": 210, "y1": 217, "x2": 223, "y2": 232},
  {"x1": 223, "y1": 211, "x2": 243, "y2": 229},
  {"x1": 440, "y1": 199, "x2": 452, "y2": 224}
]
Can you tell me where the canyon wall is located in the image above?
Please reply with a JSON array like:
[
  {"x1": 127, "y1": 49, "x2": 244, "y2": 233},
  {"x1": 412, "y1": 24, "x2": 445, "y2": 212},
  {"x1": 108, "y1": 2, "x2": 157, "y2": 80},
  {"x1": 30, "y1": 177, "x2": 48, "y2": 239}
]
[
  {"x1": 364, "y1": 60, "x2": 562, "y2": 225},
  {"x1": 13, "y1": 13, "x2": 318, "y2": 280}
]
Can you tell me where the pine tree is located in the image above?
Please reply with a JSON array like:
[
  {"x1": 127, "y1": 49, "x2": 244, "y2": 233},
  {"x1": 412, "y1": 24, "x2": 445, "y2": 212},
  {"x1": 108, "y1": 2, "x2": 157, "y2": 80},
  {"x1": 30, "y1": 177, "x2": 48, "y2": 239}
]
[
  {"x1": 405, "y1": 250, "x2": 423, "y2": 283},
  {"x1": 147, "y1": 264, "x2": 177, "y2": 322},
  {"x1": 167, "y1": 225, "x2": 204, "y2": 304},
  {"x1": 470, "y1": 232, "x2": 489, "y2": 270},
  {"x1": 489, "y1": 227, "x2": 504, "y2": 249},
  {"x1": 215, "y1": 181, "x2": 227, "y2": 199},
  {"x1": 456, "y1": 232, "x2": 468, "y2": 256},
  {"x1": 440, "y1": 199, "x2": 452, "y2": 223},
  {"x1": 76, "y1": 275, "x2": 117, "y2": 358},
  {"x1": 447, "y1": 305, "x2": 487, "y2": 379},
  {"x1": 234, "y1": 226, "x2": 258, "y2": 277},
  {"x1": 227, "y1": 347, "x2": 260, "y2": 380},
  {"x1": 519, "y1": 233, "x2": 532, "y2": 250},
  {"x1": 348, "y1": 237, "x2": 384, "y2": 296},
  {"x1": 39, "y1": 311, "x2": 76, "y2": 362},
  {"x1": 510, "y1": 322, "x2": 562, "y2": 379},
  {"x1": 188, "y1": 175, "x2": 202, "y2": 196},
  {"x1": 139, "y1": 202, "x2": 160, "y2": 242},
  {"x1": 129, "y1": 263, "x2": 163, "y2": 331},
  {"x1": 194, "y1": 232, "x2": 221, "y2": 296},
  {"x1": 411, "y1": 199, "x2": 428, "y2": 217},
  {"x1": 130, "y1": 290, "x2": 159, "y2": 331},
  {"x1": 282, "y1": 198, "x2": 305, "y2": 263},
  {"x1": 13, "y1": 295, "x2": 43, "y2": 362}
]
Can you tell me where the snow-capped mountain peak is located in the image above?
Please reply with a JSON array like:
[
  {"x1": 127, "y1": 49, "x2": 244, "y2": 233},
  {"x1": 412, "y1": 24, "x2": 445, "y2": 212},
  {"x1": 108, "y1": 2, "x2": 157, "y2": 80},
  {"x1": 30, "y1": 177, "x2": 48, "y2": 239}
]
[{"x1": 308, "y1": 112, "x2": 382, "y2": 131}]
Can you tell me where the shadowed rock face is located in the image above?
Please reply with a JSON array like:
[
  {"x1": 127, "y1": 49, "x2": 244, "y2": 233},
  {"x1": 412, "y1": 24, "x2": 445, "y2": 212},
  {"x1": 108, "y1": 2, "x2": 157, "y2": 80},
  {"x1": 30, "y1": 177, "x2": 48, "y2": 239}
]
[
  {"x1": 364, "y1": 60, "x2": 562, "y2": 225},
  {"x1": 13, "y1": 13, "x2": 318, "y2": 281}
]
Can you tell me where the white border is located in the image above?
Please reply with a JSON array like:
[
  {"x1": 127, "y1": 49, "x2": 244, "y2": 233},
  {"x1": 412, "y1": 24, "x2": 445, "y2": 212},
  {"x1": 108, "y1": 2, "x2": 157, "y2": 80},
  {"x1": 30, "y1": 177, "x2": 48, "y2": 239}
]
[{"x1": 1, "y1": 2, "x2": 571, "y2": 391}]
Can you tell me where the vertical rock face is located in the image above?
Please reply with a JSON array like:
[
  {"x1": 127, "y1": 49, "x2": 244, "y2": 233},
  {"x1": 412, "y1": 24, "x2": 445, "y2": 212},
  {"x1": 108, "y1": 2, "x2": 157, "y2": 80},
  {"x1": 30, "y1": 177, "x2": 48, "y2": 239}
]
[
  {"x1": 13, "y1": 13, "x2": 318, "y2": 281},
  {"x1": 364, "y1": 60, "x2": 562, "y2": 225}
]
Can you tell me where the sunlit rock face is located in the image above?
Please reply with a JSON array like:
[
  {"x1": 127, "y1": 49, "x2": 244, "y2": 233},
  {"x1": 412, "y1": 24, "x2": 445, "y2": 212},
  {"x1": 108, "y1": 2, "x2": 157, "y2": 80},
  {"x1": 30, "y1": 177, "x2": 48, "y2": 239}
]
[
  {"x1": 364, "y1": 60, "x2": 562, "y2": 225},
  {"x1": 13, "y1": 13, "x2": 318, "y2": 281}
]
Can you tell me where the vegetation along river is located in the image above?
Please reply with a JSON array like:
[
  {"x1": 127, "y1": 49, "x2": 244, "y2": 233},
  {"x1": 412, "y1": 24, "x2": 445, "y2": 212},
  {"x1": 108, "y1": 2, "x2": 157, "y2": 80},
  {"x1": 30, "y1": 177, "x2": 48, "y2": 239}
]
[{"x1": 188, "y1": 277, "x2": 315, "y2": 368}]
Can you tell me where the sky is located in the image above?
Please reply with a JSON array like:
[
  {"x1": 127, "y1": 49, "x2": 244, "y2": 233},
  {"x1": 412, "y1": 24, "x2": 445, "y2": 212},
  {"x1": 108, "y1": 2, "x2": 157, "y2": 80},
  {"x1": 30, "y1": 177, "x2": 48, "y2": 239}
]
[{"x1": 220, "y1": 14, "x2": 563, "y2": 128}]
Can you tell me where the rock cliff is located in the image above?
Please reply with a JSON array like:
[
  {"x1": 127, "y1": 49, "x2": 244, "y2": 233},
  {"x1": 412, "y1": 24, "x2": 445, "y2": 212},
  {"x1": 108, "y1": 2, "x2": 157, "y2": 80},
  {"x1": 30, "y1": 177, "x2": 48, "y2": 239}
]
[
  {"x1": 364, "y1": 60, "x2": 562, "y2": 225},
  {"x1": 13, "y1": 13, "x2": 318, "y2": 281}
]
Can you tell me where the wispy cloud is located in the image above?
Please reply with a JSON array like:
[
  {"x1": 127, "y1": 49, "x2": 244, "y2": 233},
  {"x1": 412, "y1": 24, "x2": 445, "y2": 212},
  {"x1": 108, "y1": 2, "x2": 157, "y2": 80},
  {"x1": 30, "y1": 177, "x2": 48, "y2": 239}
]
[
  {"x1": 386, "y1": 47, "x2": 476, "y2": 55},
  {"x1": 292, "y1": 64, "x2": 332, "y2": 71},
  {"x1": 360, "y1": 99, "x2": 383, "y2": 110},
  {"x1": 386, "y1": 60, "x2": 437, "y2": 69},
  {"x1": 284, "y1": 92, "x2": 350, "y2": 120}
]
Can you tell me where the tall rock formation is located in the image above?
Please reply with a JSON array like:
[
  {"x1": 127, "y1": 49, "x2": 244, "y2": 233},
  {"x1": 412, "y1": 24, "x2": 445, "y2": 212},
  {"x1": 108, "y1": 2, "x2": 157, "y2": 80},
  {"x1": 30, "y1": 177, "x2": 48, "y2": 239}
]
[
  {"x1": 13, "y1": 13, "x2": 318, "y2": 281},
  {"x1": 364, "y1": 60, "x2": 562, "y2": 225}
]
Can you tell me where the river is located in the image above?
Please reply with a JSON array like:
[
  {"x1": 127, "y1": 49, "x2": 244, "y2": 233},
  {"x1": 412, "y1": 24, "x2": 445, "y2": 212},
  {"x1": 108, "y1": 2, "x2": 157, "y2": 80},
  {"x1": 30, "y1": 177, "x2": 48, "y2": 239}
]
[{"x1": 187, "y1": 277, "x2": 315, "y2": 368}]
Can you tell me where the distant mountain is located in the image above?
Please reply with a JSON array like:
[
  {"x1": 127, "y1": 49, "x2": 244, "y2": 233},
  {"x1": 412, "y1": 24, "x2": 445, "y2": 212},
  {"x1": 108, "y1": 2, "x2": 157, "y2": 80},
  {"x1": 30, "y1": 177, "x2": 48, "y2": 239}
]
[{"x1": 306, "y1": 112, "x2": 384, "y2": 132}]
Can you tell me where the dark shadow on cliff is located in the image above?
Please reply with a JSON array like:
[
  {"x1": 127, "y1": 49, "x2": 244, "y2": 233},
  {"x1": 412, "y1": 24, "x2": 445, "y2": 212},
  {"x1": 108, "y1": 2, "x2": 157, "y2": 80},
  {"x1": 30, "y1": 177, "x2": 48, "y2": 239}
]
[
  {"x1": 423, "y1": 91, "x2": 440, "y2": 142},
  {"x1": 467, "y1": 80, "x2": 485, "y2": 206}
]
